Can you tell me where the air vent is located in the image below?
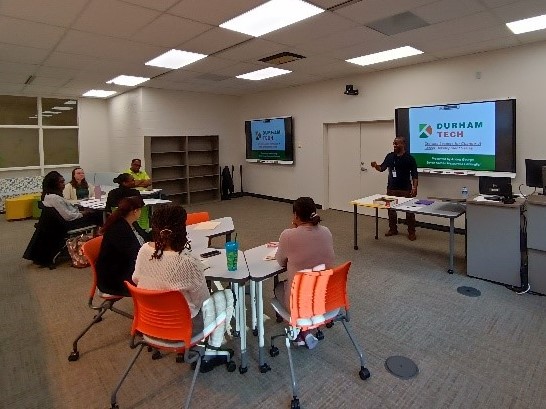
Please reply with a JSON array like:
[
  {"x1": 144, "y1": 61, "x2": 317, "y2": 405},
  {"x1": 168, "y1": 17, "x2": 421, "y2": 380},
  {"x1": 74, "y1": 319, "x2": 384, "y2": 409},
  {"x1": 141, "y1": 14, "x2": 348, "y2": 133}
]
[
  {"x1": 366, "y1": 11, "x2": 429, "y2": 36},
  {"x1": 259, "y1": 52, "x2": 306, "y2": 65}
]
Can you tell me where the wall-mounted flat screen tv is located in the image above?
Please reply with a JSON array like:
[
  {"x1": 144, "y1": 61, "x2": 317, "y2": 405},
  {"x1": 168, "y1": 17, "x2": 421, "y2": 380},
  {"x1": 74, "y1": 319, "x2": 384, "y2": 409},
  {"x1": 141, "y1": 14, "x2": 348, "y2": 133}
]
[
  {"x1": 395, "y1": 99, "x2": 516, "y2": 173},
  {"x1": 245, "y1": 116, "x2": 294, "y2": 164}
]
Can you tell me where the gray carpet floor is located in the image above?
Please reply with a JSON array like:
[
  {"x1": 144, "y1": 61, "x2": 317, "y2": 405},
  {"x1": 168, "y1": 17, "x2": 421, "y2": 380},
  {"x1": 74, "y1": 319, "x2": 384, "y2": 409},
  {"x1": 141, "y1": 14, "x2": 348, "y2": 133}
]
[{"x1": 1, "y1": 196, "x2": 545, "y2": 409}]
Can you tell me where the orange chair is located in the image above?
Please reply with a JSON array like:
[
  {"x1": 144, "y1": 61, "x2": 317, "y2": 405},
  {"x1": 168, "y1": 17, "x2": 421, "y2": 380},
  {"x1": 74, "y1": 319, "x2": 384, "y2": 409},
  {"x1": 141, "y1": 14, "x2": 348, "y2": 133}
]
[
  {"x1": 186, "y1": 211, "x2": 210, "y2": 225},
  {"x1": 270, "y1": 262, "x2": 371, "y2": 409},
  {"x1": 68, "y1": 236, "x2": 132, "y2": 362},
  {"x1": 109, "y1": 282, "x2": 235, "y2": 409}
]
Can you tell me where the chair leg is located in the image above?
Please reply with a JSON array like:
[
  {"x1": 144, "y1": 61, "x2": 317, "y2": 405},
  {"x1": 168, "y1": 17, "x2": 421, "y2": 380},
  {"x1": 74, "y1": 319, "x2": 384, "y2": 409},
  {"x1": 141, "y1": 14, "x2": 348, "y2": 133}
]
[
  {"x1": 284, "y1": 337, "x2": 299, "y2": 405},
  {"x1": 68, "y1": 304, "x2": 110, "y2": 361},
  {"x1": 185, "y1": 352, "x2": 202, "y2": 409},
  {"x1": 110, "y1": 344, "x2": 145, "y2": 408},
  {"x1": 340, "y1": 320, "x2": 370, "y2": 380}
]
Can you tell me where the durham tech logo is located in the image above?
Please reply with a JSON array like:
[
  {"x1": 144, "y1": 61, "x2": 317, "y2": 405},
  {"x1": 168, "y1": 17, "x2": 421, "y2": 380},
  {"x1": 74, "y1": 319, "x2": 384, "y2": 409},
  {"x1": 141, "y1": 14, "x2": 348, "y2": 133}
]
[
  {"x1": 255, "y1": 131, "x2": 262, "y2": 140},
  {"x1": 419, "y1": 123, "x2": 433, "y2": 138}
]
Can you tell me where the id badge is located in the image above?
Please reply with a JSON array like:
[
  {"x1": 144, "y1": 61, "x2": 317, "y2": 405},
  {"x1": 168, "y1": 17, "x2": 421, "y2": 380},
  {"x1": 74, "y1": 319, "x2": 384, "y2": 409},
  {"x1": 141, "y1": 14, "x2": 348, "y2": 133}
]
[{"x1": 392, "y1": 170, "x2": 397, "y2": 178}]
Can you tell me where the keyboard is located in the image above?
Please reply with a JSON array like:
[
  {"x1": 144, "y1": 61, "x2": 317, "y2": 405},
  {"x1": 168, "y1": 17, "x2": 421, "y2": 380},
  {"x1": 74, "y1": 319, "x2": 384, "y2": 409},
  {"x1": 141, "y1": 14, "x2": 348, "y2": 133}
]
[{"x1": 483, "y1": 195, "x2": 502, "y2": 201}]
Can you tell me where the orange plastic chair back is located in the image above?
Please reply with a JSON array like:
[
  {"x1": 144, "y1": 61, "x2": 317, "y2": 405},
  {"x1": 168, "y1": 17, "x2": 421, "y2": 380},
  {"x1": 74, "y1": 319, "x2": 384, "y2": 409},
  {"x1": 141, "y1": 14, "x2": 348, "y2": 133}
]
[
  {"x1": 186, "y1": 211, "x2": 210, "y2": 225},
  {"x1": 289, "y1": 261, "x2": 351, "y2": 327},
  {"x1": 82, "y1": 236, "x2": 103, "y2": 298},
  {"x1": 125, "y1": 282, "x2": 193, "y2": 346}
]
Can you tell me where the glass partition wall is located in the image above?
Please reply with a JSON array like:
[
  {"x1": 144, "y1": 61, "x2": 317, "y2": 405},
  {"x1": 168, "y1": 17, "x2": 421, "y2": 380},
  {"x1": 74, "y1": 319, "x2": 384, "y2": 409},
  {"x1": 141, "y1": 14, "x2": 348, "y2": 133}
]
[{"x1": 0, "y1": 95, "x2": 79, "y2": 174}]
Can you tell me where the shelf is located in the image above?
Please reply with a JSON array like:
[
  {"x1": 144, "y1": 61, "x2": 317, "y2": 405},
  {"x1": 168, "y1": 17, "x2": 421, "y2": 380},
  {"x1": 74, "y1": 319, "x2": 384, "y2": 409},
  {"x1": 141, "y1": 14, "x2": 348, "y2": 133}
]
[
  {"x1": 152, "y1": 150, "x2": 186, "y2": 154},
  {"x1": 189, "y1": 187, "x2": 218, "y2": 193},
  {"x1": 188, "y1": 163, "x2": 218, "y2": 167},
  {"x1": 154, "y1": 177, "x2": 187, "y2": 183},
  {"x1": 188, "y1": 149, "x2": 219, "y2": 152},
  {"x1": 188, "y1": 174, "x2": 218, "y2": 179},
  {"x1": 152, "y1": 164, "x2": 186, "y2": 169}
]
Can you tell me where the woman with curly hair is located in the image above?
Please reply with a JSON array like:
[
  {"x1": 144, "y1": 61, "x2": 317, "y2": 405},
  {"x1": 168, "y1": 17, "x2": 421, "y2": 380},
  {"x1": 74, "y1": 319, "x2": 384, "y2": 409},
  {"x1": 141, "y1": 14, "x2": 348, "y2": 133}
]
[{"x1": 132, "y1": 204, "x2": 234, "y2": 372}]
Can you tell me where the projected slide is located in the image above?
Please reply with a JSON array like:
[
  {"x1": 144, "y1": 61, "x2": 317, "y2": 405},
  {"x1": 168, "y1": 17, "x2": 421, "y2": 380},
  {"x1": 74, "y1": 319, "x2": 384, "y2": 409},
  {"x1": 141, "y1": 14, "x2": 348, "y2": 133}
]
[
  {"x1": 409, "y1": 101, "x2": 496, "y2": 170},
  {"x1": 250, "y1": 118, "x2": 286, "y2": 152}
]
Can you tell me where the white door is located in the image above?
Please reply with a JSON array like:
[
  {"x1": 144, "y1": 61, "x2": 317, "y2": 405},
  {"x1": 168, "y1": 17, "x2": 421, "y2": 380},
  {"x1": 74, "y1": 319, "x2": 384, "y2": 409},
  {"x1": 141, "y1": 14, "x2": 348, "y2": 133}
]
[{"x1": 327, "y1": 121, "x2": 395, "y2": 216}]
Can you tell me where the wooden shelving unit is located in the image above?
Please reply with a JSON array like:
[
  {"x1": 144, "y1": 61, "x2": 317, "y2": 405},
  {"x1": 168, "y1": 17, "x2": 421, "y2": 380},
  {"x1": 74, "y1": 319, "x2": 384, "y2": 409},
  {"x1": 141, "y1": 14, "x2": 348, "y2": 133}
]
[{"x1": 145, "y1": 135, "x2": 219, "y2": 205}]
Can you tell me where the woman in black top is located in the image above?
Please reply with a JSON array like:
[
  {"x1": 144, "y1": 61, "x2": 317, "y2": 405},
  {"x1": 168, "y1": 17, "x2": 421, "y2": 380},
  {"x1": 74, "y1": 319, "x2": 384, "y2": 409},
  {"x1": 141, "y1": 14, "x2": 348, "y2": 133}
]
[
  {"x1": 105, "y1": 173, "x2": 141, "y2": 214},
  {"x1": 96, "y1": 196, "x2": 150, "y2": 296}
]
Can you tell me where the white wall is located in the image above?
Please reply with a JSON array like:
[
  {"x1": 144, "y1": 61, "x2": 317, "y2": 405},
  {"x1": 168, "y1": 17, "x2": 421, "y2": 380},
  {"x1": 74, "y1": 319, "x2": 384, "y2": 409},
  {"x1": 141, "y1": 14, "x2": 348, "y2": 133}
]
[
  {"x1": 78, "y1": 98, "x2": 110, "y2": 173},
  {"x1": 239, "y1": 40, "x2": 546, "y2": 205}
]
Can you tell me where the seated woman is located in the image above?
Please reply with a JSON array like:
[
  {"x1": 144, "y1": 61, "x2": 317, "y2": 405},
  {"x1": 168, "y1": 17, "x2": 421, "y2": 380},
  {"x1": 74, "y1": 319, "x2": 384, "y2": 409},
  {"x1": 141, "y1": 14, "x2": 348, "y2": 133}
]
[
  {"x1": 105, "y1": 173, "x2": 141, "y2": 214},
  {"x1": 95, "y1": 196, "x2": 150, "y2": 296},
  {"x1": 132, "y1": 205, "x2": 234, "y2": 372},
  {"x1": 41, "y1": 171, "x2": 103, "y2": 229},
  {"x1": 274, "y1": 196, "x2": 335, "y2": 349},
  {"x1": 63, "y1": 167, "x2": 95, "y2": 201}
]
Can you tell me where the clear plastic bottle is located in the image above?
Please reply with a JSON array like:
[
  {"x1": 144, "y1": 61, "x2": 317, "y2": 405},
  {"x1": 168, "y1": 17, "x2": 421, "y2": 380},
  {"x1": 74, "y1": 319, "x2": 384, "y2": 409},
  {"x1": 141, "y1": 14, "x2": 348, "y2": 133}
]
[{"x1": 461, "y1": 186, "x2": 469, "y2": 199}]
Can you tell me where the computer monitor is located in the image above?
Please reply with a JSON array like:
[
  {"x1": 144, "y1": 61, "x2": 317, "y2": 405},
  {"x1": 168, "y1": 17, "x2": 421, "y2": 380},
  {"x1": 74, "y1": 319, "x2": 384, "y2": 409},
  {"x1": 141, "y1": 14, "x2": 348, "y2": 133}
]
[
  {"x1": 525, "y1": 159, "x2": 546, "y2": 192},
  {"x1": 479, "y1": 176, "x2": 512, "y2": 196}
]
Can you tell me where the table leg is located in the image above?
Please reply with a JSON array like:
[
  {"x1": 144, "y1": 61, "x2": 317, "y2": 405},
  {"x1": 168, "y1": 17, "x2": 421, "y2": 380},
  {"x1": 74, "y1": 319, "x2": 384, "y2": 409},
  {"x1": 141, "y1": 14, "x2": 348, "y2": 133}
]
[
  {"x1": 375, "y1": 208, "x2": 379, "y2": 240},
  {"x1": 234, "y1": 283, "x2": 248, "y2": 373},
  {"x1": 250, "y1": 281, "x2": 257, "y2": 336},
  {"x1": 256, "y1": 281, "x2": 271, "y2": 373},
  {"x1": 353, "y1": 204, "x2": 358, "y2": 250},
  {"x1": 448, "y1": 218, "x2": 455, "y2": 274}
]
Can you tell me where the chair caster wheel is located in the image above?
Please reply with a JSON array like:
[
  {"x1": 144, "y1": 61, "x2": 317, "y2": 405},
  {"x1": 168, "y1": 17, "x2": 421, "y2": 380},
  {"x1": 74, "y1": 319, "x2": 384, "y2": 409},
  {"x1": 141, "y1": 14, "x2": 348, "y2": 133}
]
[
  {"x1": 259, "y1": 363, "x2": 271, "y2": 373},
  {"x1": 359, "y1": 366, "x2": 371, "y2": 380},
  {"x1": 276, "y1": 313, "x2": 283, "y2": 323},
  {"x1": 316, "y1": 330, "x2": 324, "y2": 340},
  {"x1": 269, "y1": 346, "x2": 279, "y2": 357},
  {"x1": 151, "y1": 350, "x2": 162, "y2": 360},
  {"x1": 93, "y1": 315, "x2": 103, "y2": 323},
  {"x1": 291, "y1": 398, "x2": 300, "y2": 409},
  {"x1": 68, "y1": 351, "x2": 80, "y2": 362},
  {"x1": 239, "y1": 365, "x2": 248, "y2": 374},
  {"x1": 176, "y1": 354, "x2": 184, "y2": 363},
  {"x1": 326, "y1": 322, "x2": 334, "y2": 328},
  {"x1": 226, "y1": 360, "x2": 237, "y2": 372},
  {"x1": 110, "y1": 404, "x2": 119, "y2": 408},
  {"x1": 252, "y1": 328, "x2": 258, "y2": 336}
]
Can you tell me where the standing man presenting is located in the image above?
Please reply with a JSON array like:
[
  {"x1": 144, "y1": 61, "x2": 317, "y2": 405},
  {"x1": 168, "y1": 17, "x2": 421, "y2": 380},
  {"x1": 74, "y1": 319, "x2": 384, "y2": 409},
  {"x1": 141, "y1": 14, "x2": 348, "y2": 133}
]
[
  {"x1": 125, "y1": 159, "x2": 151, "y2": 190},
  {"x1": 371, "y1": 137, "x2": 418, "y2": 241}
]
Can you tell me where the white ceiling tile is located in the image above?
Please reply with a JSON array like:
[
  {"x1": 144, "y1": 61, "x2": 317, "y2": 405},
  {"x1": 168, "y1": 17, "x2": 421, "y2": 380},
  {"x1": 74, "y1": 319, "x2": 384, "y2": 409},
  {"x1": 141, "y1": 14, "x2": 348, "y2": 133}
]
[
  {"x1": 432, "y1": 36, "x2": 521, "y2": 59},
  {"x1": 178, "y1": 56, "x2": 238, "y2": 73},
  {"x1": 311, "y1": 0, "x2": 345, "y2": 9},
  {"x1": 180, "y1": 27, "x2": 252, "y2": 55},
  {"x1": 214, "y1": 38, "x2": 286, "y2": 62},
  {"x1": 296, "y1": 26, "x2": 387, "y2": 54},
  {"x1": 214, "y1": 62, "x2": 267, "y2": 77},
  {"x1": 56, "y1": 30, "x2": 165, "y2": 63},
  {"x1": 0, "y1": 83, "x2": 24, "y2": 94},
  {"x1": 72, "y1": 0, "x2": 160, "y2": 38},
  {"x1": 0, "y1": 43, "x2": 50, "y2": 64},
  {"x1": 121, "y1": 0, "x2": 180, "y2": 11},
  {"x1": 481, "y1": 0, "x2": 521, "y2": 7},
  {"x1": 30, "y1": 76, "x2": 70, "y2": 87},
  {"x1": 0, "y1": 72, "x2": 30, "y2": 84},
  {"x1": 334, "y1": 0, "x2": 438, "y2": 25},
  {"x1": 34, "y1": 66, "x2": 81, "y2": 79},
  {"x1": 491, "y1": 0, "x2": 546, "y2": 22},
  {"x1": 0, "y1": 16, "x2": 66, "y2": 49},
  {"x1": 156, "y1": 70, "x2": 202, "y2": 82},
  {"x1": 413, "y1": 0, "x2": 487, "y2": 24},
  {"x1": 20, "y1": 84, "x2": 59, "y2": 95},
  {"x1": 0, "y1": 61, "x2": 38, "y2": 76},
  {"x1": 0, "y1": 0, "x2": 88, "y2": 27},
  {"x1": 262, "y1": 12, "x2": 359, "y2": 46},
  {"x1": 132, "y1": 14, "x2": 212, "y2": 48},
  {"x1": 169, "y1": 0, "x2": 267, "y2": 25}
]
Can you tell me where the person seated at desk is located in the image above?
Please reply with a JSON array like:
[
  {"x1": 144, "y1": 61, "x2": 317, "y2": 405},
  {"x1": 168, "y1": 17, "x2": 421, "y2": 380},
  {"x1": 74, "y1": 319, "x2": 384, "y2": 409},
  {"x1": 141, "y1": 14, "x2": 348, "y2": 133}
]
[
  {"x1": 132, "y1": 205, "x2": 234, "y2": 372},
  {"x1": 274, "y1": 196, "x2": 335, "y2": 349},
  {"x1": 42, "y1": 171, "x2": 103, "y2": 229},
  {"x1": 125, "y1": 158, "x2": 151, "y2": 190},
  {"x1": 105, "y1": 173, "x2": 142, "y2": 214},
  {"x1": 63, "y1": 167, "x2": 95, "y2": 201},
  {"x1": 96, "y1": 196, "x2": 150, "y2": 297}
]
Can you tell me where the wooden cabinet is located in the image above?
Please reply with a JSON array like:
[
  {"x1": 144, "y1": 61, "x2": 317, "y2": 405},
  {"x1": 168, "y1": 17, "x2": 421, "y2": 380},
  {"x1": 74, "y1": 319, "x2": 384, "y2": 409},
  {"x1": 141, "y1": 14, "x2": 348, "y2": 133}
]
[{"x1": 145, "y1": 136, "x2": 219, "y2": 205}]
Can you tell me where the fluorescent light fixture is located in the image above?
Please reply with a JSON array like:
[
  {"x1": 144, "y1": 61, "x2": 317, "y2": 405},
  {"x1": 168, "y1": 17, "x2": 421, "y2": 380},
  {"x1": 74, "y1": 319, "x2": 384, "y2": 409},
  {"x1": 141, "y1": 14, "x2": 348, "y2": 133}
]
[
  {"x1": 64, "y1": 100, "x2": 77, "y2": 105},
  {"x1": 236, "y1": 67, "x2": 291, "y2": 80},
  {"x1": 42, "y1": 114, "x2": 52, "y2": 117},
  {"x1": 42, "y1": 111, "x2": 56, "y2": 114},
  {"x1": 82, "y1": 89, "x2": 117, "y2": 98},
  {"x1": 145, "y1": 49, "x2": 207, "y2": 69},
  {"x1": 106, "y1": 75, "x2": 149, "y2": 86},
  {"x1": 29, "y1": 115, "x2": 38, "y2": 119},
  {"x1": 507, "y1": 14, "x2": 546, "y2": 34},
  {"x1": 220, "y1": 0, "x2": 324, "y2": 37},
  {"x1": 52, "y1": 106, "x2": 73, "y2": 111},
  {"x1": 346, "y1": 46, "x2": 423, "y2": 67}
]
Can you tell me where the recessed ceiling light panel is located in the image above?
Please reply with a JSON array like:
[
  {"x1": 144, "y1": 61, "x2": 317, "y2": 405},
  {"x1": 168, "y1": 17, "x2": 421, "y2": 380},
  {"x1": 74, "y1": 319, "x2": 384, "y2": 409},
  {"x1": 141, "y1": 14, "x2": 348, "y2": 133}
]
[
  {"x1": 236, "y1": 67, "x2": 291, "y2": 80},
  {"x1": 52, "y1": 106, "x2": 73, "y2": 110},
  {"x1": 346, "y1": 46, "x2": 423, "y2": 67},
  {"x1": 106, "y1": 75, "x2": 149, "y2": 86},
  {"x1": 220, "y1": 0, "x2": 324, "y2": 37},
  {"x1": 507, "y1": 14, "x2": 546, "y2": 34},
  {"x1": 82, "y1": 90, "x2": 117, "y2": 98},
  {"x1": 145, "y1": 49, "x2": 207, "y2": 69}
]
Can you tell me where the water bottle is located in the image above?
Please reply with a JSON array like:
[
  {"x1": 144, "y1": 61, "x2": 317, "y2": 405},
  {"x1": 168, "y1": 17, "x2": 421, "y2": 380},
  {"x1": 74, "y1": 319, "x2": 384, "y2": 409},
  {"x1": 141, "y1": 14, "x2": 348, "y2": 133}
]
[
  {"x1": 225, "y1": 241, "x2": 238, "y2": 271},
  {"x1": 461, "y1": 186, "x2": 469, "y2": 200}
]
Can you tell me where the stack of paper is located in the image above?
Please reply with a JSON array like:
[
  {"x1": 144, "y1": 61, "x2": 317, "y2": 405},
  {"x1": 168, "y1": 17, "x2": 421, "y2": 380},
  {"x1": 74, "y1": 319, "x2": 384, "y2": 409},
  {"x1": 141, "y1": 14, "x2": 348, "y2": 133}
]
[
  {"x1": 192, "y1": 221, "x2": 221, "y2": 230},
  {"x1": 264, "y1": 248, "x2": 278, "y2": 260}
]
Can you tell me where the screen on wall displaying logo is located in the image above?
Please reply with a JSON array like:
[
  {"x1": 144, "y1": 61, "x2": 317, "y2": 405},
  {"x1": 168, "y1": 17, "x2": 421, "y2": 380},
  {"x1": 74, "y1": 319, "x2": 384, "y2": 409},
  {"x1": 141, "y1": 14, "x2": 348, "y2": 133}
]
[
  {"x1": 395, "y1": 99, "x2": 516, "y2": 172},
  {"x1": 245, "y1": 116, "x2": 294, "y2": 164}
]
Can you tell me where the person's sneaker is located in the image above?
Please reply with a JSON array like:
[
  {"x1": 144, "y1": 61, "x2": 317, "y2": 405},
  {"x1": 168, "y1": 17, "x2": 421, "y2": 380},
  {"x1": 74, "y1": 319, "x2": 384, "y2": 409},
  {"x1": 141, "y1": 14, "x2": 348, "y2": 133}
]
[
  {"x1": 408, "y1": 233, "x2": 417, "y2": 241},
  {"x1": 304, "y1": 333, "x2": 319, "y2": 350},
  {"x1": 385, "y1": 230, "x2": 398, "y2": 237},
  {"x1": 292, "y1": 332, "x2": 306, "y2": 347}
]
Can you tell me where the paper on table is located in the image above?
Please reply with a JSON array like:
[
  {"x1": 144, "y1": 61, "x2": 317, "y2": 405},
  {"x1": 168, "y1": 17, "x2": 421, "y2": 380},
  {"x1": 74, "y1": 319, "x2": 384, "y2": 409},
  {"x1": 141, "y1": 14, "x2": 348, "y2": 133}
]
[
  {"x1": 264, "y1": 248, "x2": 278, "y2": 260},
  {"x1": 192, "y1": 221, "x2": 221, "y2": 230},
  {"x1": 396, "y1": 205, "x2": 423, "y2": 211}
]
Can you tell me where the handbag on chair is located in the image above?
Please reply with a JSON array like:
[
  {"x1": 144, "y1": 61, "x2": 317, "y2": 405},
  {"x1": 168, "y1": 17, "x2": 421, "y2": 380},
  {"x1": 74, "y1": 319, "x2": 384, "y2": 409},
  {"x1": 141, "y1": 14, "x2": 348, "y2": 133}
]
[{"x1": 66, "y1": 233, "x2": 94, "y2": 268}]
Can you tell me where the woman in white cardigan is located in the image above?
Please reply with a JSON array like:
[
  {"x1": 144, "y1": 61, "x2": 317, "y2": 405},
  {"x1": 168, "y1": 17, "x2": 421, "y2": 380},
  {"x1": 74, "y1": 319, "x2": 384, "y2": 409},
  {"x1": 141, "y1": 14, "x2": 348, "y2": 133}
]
[{"x1": 63, "y1": 167, "x2": 94, "y2": 201}]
